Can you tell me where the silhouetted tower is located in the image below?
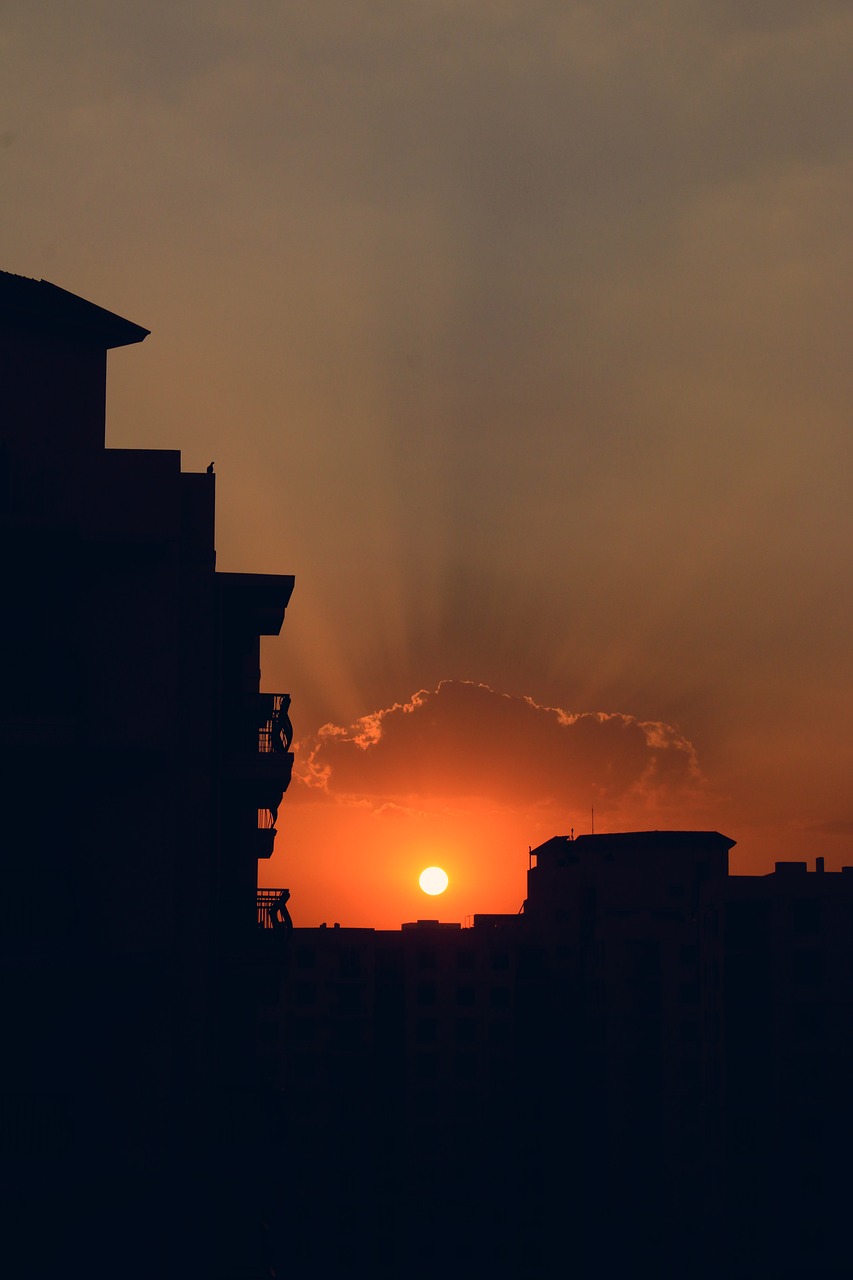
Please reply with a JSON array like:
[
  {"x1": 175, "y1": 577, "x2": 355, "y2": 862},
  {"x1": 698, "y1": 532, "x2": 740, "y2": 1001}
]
[{"x1": 0, "y1": 271, "x2": 294, "y2": 1272}]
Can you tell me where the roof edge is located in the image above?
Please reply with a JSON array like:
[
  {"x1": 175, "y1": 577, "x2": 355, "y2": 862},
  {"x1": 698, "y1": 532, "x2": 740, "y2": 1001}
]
[{"x1": 0, "y1": 271, "x2": 150, "y2": 349}]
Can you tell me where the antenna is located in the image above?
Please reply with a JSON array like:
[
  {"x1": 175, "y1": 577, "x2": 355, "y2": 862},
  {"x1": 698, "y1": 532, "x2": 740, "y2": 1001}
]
[{"x1": 591, "y1": 805, "x2": 595, "y2": 835}]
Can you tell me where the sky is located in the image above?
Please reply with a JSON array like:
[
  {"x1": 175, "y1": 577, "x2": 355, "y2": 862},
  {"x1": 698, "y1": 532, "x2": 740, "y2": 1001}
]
[{"x1": 3, "y1": 2, "x2": 852, "y2": 928}]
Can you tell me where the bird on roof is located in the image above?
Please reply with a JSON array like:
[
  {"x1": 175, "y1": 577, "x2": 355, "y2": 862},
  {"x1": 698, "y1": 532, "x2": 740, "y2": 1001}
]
[{"x1": 206, "y1": 462, "x2": 214, "y2": 473}]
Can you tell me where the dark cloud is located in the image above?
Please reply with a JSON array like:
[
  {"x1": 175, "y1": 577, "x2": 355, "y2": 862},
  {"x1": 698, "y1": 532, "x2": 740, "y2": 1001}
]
[{"x1": 295, "y1": 680, "x2": 701, "y2": 811}]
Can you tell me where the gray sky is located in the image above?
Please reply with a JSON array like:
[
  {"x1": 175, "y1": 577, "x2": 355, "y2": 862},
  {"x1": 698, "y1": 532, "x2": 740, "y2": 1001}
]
[{"x1": 4, "y1": 2, "x2": 852, "y2": 912}]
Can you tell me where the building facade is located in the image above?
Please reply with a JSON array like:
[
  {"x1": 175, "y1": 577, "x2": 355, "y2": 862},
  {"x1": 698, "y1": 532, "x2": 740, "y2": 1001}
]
[
  {"x1": 256, "y1": 833, "x2": 853, "y2": 1277},
  {"x1": 0, "y1": 272, "x2": 295, "y2": 1275}
]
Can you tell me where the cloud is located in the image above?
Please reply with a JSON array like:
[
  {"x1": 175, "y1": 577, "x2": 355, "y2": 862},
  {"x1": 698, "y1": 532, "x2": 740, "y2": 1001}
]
[{"x1": 293, "y1": 680, "x2": 702, "y2": 814}]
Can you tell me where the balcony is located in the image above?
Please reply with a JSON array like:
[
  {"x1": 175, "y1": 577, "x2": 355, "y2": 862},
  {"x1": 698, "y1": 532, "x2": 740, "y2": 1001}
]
[
  {"x1": 225, "y1": 692, "x2": 293, "y2": 807},
  {"x1": 258, "y1": 694, "x2": 293, "y2": 754},
  {"x1": 257, "y1": 887, "x2": 291, "y2": 930},
  {"x1": 255, "y1": 808, "x2": 277, "y2": 860}
]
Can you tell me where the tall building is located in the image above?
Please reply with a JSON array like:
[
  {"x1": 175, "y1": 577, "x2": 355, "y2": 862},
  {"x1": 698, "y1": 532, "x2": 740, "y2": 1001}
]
[
  {"x1": 256, "y1": 831, "x2": 853, "y2": 1277},
  {"x1": 0, "y1": 272, "x2": 294, "y2": 1275},
  {"x1": 254, "y1": 833, "x2": 734, "y2": 1275},
  {"x1": 715, "y1": 859, "x2": 853, "y2": 1274}
]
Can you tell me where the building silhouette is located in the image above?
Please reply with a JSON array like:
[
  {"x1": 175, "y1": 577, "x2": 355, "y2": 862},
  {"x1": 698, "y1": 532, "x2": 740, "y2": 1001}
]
[
  {"x1": 257, "y1": 835, "x2": 853, "y2": 1278},
  {"x1": 0, "y1": 272, "x2": 295, "y2": 1276}
]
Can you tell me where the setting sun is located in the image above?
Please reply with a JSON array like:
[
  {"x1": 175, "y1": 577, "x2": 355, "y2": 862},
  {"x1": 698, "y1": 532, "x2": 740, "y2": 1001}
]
[{"x1": 419, "y1": 866, "x2": 449, "y2": 896}]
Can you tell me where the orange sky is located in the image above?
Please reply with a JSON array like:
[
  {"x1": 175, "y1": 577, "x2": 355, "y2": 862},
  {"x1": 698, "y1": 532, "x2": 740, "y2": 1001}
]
[{"x1": 4, "y1": 3, "x2": 852, "y2": 928}]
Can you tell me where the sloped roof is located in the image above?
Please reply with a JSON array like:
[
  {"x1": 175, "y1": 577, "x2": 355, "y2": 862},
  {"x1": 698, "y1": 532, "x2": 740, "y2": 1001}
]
[{"x1": 0, "y1": 270, "x2": 150, "y2": 349}]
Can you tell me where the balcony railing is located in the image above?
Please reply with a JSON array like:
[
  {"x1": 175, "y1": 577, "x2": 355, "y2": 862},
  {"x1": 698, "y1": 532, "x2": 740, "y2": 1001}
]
[
  {"x1": 258, "y1": 887, "x2": 291, "y2": 930},
  {"x1": 258, "y1": 693, "x2": 293, "y2": 754}
]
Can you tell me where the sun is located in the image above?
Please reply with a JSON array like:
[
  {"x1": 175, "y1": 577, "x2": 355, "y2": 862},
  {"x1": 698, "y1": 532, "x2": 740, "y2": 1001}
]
[{"x1": 419, "y1": 866, "x2": 449, "y2": 896}]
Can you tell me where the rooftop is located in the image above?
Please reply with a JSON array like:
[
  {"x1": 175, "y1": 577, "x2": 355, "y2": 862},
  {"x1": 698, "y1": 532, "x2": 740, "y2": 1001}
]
[{"x1": 0, "y1": 270, "x2": 150, "y2": 349}]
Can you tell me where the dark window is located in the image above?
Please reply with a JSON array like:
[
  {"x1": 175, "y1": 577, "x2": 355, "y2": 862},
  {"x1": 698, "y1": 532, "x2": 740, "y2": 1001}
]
[
  {"x1": 377, "y1": 949, "x2": 402, "y2": 980},
  {"x1": 292, "y1": 1053, "x2": 316, "y2": 1080},
  {"x1": 680, "y1": 944, "x2": 698, "y2": 967},
  {"x1": 490, "y1": 986, "x2": 510, "y2": 1010},
  {"x1": 457, "y1": 951, "x2": 475, "y2": 970},
  {"x1": 333, "y1": 986, "x2": 363, "y2": 1015},
  {"x1": 454, "y1": 1018, "x2": 476, "y2": 1044},
  {"x1": 417, "y1": 983, "x2": 436, "y2": 1007},
  {"x1": 491, "y1": 950, "x2": 510, "y2": 971},
  {"x1": 627, "y1": 939, "x2": 660, "y2": 978},
  {"x1": 792, "y1": 899, "x2": 821, "y2": 934},
  {"x1": 333, "y1": 1022, "x2": 360, "y2": 1051},
  {"x1": 456, "y1": 985, "x2": 476, "y2": 1007},
  {"x1": 295, "y1": 981, "x2": 316, "y2": 1006},
  {"x1": 794, "y1": 1005, "x2": 823, "y2": 1039},
  {"x1": 793, "y1": 951, "x2": 823, "y2": 986},
  {"x1": 339, "y1": 948, "x2": 362, "y2": 979},
  {"x1": 680, "y1": 1018, "x2": 700, "y2": 1045},
  {"x1": 417, "y1": 950, "x2": 436, "y2": 971},
  {"x1": 416, "y1": 1018, "x2": 437, "y2": 1044},
  {"x1": 488, "y1": 1021, "x2": 510, "y2": 1046},
  {"x1": 518, "y1": 948, "x2": 545, "y2": 980},
  {"x1": 257, "y1": 974, "x2": 280, "y2": 1006},
  {"x1": 680, "y1": 1060, "x2": 700, "y2": 1086},
  {"x1": 726, "y1": 900, "x2": 770, "y2": 946},
  {"x1": 296, "y1": 946, "x2": 316, "y2": 968}
]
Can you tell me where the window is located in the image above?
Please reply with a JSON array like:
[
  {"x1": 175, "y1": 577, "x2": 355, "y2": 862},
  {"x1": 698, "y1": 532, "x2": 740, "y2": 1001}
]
[
  {"x1": 680, "y1": 1018, "x2": 700, "y2": 1046},
  {"x1": 454, "y1": 1054, "x2": 476, "y2": 1080},
  {"x1": 627, "y1": 939, "x2": 660, "y2": 978},
  {"x1": 338, "y1": 948, "x2": 362, "y2": 979},
  {"x1": 333, "y1": 986, "x2": 363, "y2": 1015},
  {"x1": 416, "y1": 1018, "x2": 437, "y2": 1044},
  {"x1": 333, "y1": 1022, "x2": 361, "y2": 1051},
  {"x1": 258, "y1": 1021, "x2": 277, "y2": 1047},
  {"x1": 792, "y1": 899, "x2": 821, "y2": 934},
  {"x1": 793, "y1": 950, "x2": 823, "y2": 986},
  {"x1": 257, "y1": 974, "x2": 280, "y2": 1006},
  {"x1": 488, "y1": 1020, "x2": 510, "y2": 1046},
  {"x1": 794, "y1": 1005, "x2": 823, "y2": 1039}
]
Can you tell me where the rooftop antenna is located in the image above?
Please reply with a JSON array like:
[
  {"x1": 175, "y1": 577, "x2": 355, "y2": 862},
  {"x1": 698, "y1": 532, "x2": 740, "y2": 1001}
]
[{"x1": 591, "y1": 805, "x2": 595, "y2": 835}]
